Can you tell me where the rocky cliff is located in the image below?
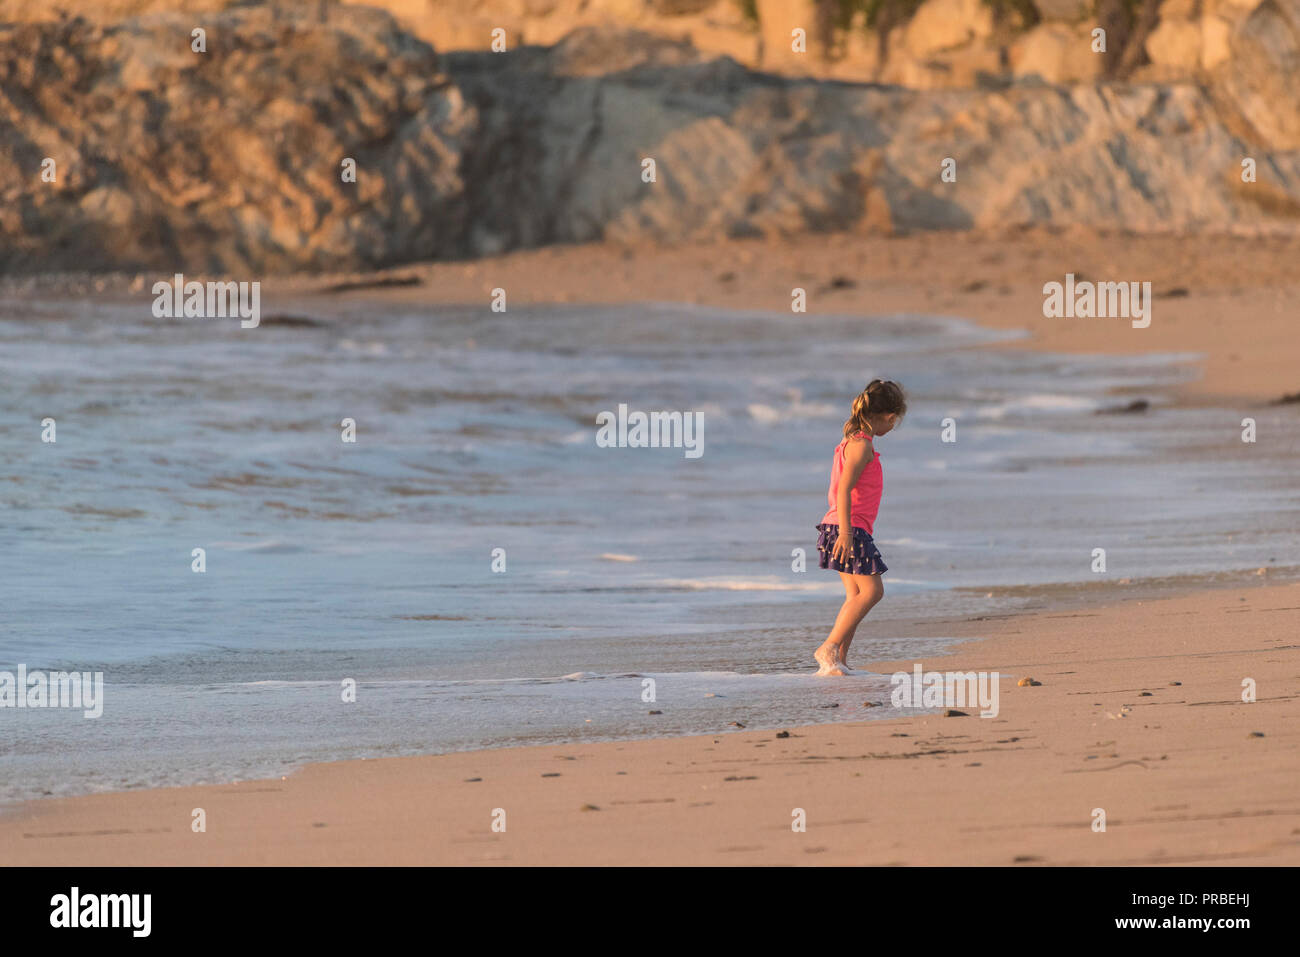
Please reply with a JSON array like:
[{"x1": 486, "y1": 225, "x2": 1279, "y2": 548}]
[{"x1": 1, "y1": 1, "x2": 1297, "y2": 275}]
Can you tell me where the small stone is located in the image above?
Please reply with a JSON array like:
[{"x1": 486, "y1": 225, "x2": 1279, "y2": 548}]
[
  {"x1": 1139, "y1": 691, "x2": 1153, "y2": 696},
  {"x1": 776, "y1": 731, "x2": 790, "y2": 738},
  {"x1": 944, "y1": 709, "x2": 969, "y2": 717}
]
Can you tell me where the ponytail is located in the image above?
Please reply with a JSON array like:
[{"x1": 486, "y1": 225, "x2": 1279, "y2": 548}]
[{"x1": 842, "y1": 379, "x2": 907, "y2": 437}]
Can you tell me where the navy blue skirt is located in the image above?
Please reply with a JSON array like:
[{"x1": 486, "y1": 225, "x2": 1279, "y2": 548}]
[{"x1": 815, "y1": 523, "x2": 888, "y2": 575}]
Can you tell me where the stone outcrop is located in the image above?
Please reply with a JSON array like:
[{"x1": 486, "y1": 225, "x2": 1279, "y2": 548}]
[
  {"x1": 1209, "y1": 0, "x2": 1300, "y2": 150},
  {"x1": 0, "y1": 3, "x2": 1298, "y2": 275},
  {"x1": 0, "y1": 0, "x2": 1287, "y2": 90}
]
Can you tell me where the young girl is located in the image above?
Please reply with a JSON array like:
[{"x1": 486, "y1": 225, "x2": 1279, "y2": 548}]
[{"x1": 813, "y1": 379, "x2": 907, "y2": 676}]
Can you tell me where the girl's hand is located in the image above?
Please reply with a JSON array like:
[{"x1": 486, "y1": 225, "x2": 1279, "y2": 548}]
[{"x1": 832, "y1": 529, "x2": 854, "y2": 565}]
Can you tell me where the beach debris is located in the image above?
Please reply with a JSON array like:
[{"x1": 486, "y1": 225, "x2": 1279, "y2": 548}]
[
  {"x1": 729, "y1": 721, "x2": 745, "y2": 728},
  {"x1": 1249, "y1": 732, "x2": 1265, "y2": 738},
  {"x1": 944, "y1": 709, "x2": 969, "y2": 717},
  {"x1": 776, "y1": 731, "x2": 790, "y2": 738},
  {"x1": 648, "y1": 710, "x2": 663, "y2": 715},
  {"x1": 581, "y1": 803, "x2": 600, "y2": 811},
  {"x1": 1018, "y1": 677, "x2": 1042, "y2": 687},
  {"x1": 1096, "y1": 399, "x2": 1150, "y2": 414},
  {"x1": 259, "y1": 313, "x2": 325, "y2": 328},
  {"x1": 321, "y1": 274, "x2": 420, "y2": 294},
  {"x1": 1169, "y1": 681, "x2": 1182, "y2": 686},
  {"x1": 862, "y1": 701, "x2": 880, "y2": 707},
  {"x1": 1139, "y1": 691, "x2": 1153, "y2": 696}
]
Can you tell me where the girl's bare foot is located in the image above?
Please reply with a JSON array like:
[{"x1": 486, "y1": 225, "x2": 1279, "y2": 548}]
[{"x1": 814, "y1": 645, "x2": 845, "y2": 677}]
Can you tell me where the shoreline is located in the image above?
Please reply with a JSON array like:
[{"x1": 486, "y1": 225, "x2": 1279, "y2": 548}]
[
  {"x1": 3, "y1": 576, "x2": 1297, "y2": 865},
  {"x1": 5, "y1": 229, "x2": 1299, "y2": 408},
  {"x1": 3, "y1": 228, "x2": 1295, "y2": 863}
]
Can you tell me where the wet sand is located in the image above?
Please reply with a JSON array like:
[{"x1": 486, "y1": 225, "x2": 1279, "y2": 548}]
[{"x1": 2, "y1": 580, "x2": 1296, "y2": 865}]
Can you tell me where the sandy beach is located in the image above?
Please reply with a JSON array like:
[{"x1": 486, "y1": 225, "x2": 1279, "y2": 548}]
[
  {"x1": 2, "y1": 576, "x2": 1295, "y2": 865},
  {"x1": 278, "y1": 228, "x2": 1300, "y2": 408},
  {"x1": 3, "y1": 0, "x2": 1298, "y2": 885},
  {"x1": 3, "y1": 227, "x2": 1298, "y2": 865}
]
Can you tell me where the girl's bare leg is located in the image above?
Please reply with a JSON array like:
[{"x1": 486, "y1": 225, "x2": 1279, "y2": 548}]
[
  {"x1": 838, "y1": 574, "x2": 882, "y2": 668},
  {"x1": 815, "y1": 573, "x2": 883, "y2": 674}
]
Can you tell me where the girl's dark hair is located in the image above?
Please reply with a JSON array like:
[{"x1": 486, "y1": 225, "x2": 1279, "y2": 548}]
[{"x1": 843, "y1": 379, "x2": 907, "y2": 437}]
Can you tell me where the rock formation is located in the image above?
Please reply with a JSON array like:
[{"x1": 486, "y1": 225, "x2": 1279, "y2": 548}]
[{"x1": 0, "y1": 1, "x2": 1296, "y2": 275}]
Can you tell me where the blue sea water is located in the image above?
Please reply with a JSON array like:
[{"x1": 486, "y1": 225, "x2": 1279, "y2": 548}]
[{"x1": 1, "y1": 296, "x2": 1296, "y2": 801}]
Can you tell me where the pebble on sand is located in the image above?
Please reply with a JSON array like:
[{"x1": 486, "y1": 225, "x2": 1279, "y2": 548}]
[{"x1": 776, "y1": 731, "x2": 790, "y2": 738}]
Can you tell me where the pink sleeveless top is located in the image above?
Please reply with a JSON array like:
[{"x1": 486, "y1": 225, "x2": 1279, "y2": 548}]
[{"x1": 820, "y1": 431, "x2": 883, "y2": 534}]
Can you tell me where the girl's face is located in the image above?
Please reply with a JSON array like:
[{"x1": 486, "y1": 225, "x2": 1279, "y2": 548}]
[{"x1": 868, "y1": 413, "x2": 898, "y2": 437}]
